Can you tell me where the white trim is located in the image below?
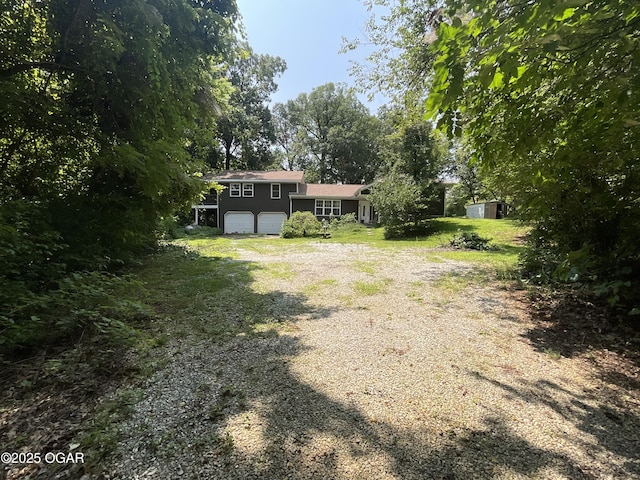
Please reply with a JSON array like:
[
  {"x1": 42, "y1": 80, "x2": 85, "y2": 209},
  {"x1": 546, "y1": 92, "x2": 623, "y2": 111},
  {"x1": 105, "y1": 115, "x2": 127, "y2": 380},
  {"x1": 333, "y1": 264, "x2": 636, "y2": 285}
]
[
  {"x1": 315, "y1": 199, "x2": 341, "y2": 216},
  {"x1": 229, "y1": 183, "x2": 241, "y2": 197},
  {"x1": 270, "y1": 183, "x2": 281, "y2": 199},
  {"x1": 242, "y1": 183, "x2": 254, "y2": 197}
]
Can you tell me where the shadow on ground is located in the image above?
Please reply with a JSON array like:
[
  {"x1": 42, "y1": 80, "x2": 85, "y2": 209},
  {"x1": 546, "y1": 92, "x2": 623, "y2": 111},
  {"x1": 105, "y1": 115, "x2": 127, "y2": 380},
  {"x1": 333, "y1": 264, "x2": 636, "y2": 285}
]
[{"x1": 106, "y1": 244, "x2": 640, "y2": 480}]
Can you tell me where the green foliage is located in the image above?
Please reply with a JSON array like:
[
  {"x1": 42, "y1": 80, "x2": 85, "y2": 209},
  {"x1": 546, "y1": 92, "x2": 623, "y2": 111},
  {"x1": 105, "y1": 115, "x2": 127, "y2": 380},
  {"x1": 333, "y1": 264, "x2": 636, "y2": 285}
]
[
  {"x1": 273, "y1": 83, "x2": 383, "y2": 183},
  {"x1": 216, "y1": 42, "x2": 286, "y2": 170},
  {"x1": 330, "y1": 213, "x2": 358, "y2": 229},
  {"x1": 444, "y1": 183, "x2": 469, "y2": 217},
  {"x1": 1, "y1": 0, "x2": 238, "y2": 259},
  {"x1": 0, "y1": 269, "x2": 150, "y2": 359},
  {"x1": 360, "y1": 0, "x2": 640, "y2": 314},
  {"x1": 382, "y1": 221, "x2": 432, "y2": 240},
  {"x1": 449, "y1": 231, "x2": 495, "y2": 251},
  {"x1": 369, "y1": 171, "x2": 421, "y2": 228},
  {"x1": 0, "y1": 0, "x2": 240, "y2": 353},
  {"x1": 280, "y1": 211, "x2": 322, "y2": 238}
]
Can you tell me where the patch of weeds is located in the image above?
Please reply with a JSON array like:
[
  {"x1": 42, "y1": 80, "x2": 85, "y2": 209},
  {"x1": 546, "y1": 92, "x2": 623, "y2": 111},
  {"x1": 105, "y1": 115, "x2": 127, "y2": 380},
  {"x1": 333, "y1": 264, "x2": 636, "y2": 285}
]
[
  {"x1": 217, "y1": 432, "x2": 235, "y2": 455},
  {"x1": 263, "y1": 262, "x2": 295, "y2": 281},
  {"x1": 353, "y1": 260, "x2": 377, "y2": 275},
  {"x1": 304, "y1": 278, "x2": 338, "y2": 297},
  {"x1": 80, "y1": 388, "x2": 144, "y2": 467},
  {"x1": 339, "y1": 295, "x2": 354, "y2": 307},
  {"x1": 209, "y1": 404, "x2": 224, "y2": 421},
  {"x1": 407, "y1": 291, "x2": 423, "y2": 303},
  {"x1": 544, "y1": 348, "x2": 562, "y2": 360},
  {"x1": 433, "y1": 271, "x2": 484, "y2": 294},
  {"x1": 353, "y1": 278, "x2": 393, "y2": 296},
  {"x1": 146, "y1": 333, "x2": 169, "y2": 348}
]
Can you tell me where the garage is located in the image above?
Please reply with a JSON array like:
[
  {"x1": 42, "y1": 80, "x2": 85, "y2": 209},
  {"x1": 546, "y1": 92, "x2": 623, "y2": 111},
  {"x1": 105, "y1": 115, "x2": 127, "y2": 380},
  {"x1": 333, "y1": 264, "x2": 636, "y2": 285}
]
[
  {"x1": 257, "y1": 212, "x2": 287, "y2": 234},
  {"x1": 224, "y1": 211, "x2": 254, "y2": 234}
]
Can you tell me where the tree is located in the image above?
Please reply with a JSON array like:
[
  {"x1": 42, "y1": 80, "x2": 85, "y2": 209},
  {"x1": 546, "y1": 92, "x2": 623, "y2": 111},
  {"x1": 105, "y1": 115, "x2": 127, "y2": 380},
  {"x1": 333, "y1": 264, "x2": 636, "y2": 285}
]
[
  {"x1": 357, "y1": 0, "x2": 640, "y2": 311},
  {"x1": 377, "y1": 107, "x2": 450, "y2": 219},
  {"x1": 272, "y1": 102, "x2": 312, "y2": 172},
  {"x1": 1, "y1": 0, "x2": 239, "y2": 352},
  {"x1": 275, "y1": 83, "x2": 383, "y2": 184},
  {"x1": 369, "y1": 171, "x2": 424, "y2": 239},
  {"x1": 1, "y1": 0, "x2": 238, "y2": 257},
  {"x1": 216, "y1": 44, "x2": 286, "y2": 170},
  {"x1": 427, "y1": 0, "x2": 640, "y2": 310}
]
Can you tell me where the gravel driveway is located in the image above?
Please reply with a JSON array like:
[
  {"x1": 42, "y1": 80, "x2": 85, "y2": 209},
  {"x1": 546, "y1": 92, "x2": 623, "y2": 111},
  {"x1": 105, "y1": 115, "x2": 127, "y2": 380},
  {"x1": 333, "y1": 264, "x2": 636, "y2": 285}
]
[{"x1": 107, "y1": 241, "x2": 640, "y2": 479}]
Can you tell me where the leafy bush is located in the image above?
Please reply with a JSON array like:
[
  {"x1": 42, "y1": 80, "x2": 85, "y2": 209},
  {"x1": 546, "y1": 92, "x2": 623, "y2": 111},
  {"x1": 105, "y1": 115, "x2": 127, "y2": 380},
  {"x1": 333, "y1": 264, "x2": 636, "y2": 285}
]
[
  {"x1": 280, "y1": 211, "x2": 322, "y2": 238},
  {"x1": 0, "y1": 271, "x2": 150, "y2": 359},
  {"x1": 520, "y1": 225, "x2": 640, "y2": 317},
  {"x1": 449, "y1": 231, "x2": 495, "y2": 250},
  {"x1": 330, "y1": 213, "x2": 359, "y2": 230}
]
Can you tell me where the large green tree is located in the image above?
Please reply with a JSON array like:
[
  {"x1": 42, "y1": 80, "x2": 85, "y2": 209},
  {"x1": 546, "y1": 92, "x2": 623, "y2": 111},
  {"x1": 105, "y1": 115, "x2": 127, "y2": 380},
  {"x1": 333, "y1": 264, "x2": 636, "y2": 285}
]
[
  {"x1": 216, "y1": 43, "x2": 286, "y2": 170},
  {"x1": 274, "y1": 83, "x2": 383, "y2": 184},
  {"x1": 357, "y1": 0, "x2": 640, "y2": 311},
  {"x1": 1, "y1": 0, "x2": 238, "y2": 258}
]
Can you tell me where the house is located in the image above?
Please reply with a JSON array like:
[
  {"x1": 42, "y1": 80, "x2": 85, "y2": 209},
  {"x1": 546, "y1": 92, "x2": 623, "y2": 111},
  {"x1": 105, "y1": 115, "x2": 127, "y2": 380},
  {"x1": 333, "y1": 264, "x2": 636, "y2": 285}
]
[
  {"x1": 192, "y1": 170, "x2": 375, "y2": 234},
  {"x1": 466, "y1": 201, "x2": 509, "y2": 219}
]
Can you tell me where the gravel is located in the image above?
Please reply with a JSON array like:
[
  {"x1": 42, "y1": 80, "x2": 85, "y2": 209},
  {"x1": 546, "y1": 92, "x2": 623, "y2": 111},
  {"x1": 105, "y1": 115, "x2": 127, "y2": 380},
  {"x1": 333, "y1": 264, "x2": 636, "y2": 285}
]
[{"x1": 103, "y1": 242, "x2": 640, "y2": 480}]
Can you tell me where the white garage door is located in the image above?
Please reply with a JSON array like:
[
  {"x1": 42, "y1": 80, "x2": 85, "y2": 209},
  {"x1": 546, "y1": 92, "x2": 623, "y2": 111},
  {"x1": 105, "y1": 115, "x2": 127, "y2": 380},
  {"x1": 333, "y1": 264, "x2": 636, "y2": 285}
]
[
  {"x1": 257, "y1": 212, "x2": 287, "y2": 234},
  {"x1": 224, "y1": 212, "x2": 254, "y2": 234}
]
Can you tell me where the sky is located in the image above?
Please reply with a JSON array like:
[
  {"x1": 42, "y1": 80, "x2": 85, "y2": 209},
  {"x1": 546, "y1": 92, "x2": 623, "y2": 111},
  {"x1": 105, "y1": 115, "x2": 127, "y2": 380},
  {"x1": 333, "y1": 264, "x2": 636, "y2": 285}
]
[{"x1": 234, "y1": 0, "x2": 387, "y2": 113}]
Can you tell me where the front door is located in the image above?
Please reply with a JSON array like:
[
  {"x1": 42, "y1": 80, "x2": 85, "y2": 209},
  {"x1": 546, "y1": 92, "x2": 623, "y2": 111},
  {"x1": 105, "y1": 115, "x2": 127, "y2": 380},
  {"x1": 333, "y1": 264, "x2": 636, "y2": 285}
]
[{"x1": 358, "y1": 201, "x2": 371, "y2": 224}]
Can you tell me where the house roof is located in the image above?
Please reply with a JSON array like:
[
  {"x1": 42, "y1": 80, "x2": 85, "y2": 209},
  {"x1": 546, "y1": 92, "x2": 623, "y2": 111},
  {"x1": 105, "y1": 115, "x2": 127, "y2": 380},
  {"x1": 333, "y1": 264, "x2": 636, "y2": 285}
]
[
  {"x1": 207, "y1": 170, "x2": 305, "y2": 183},
  {"x1": 290, "y1": 183, "x2": 369, "y2": 199}
]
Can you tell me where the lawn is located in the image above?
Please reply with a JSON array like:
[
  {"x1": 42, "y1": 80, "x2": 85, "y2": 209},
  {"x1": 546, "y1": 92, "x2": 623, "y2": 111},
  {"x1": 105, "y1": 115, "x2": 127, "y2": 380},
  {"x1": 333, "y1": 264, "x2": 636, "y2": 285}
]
[{"x1": 177, "y1": 217, "x2": 530, "y2": 272}]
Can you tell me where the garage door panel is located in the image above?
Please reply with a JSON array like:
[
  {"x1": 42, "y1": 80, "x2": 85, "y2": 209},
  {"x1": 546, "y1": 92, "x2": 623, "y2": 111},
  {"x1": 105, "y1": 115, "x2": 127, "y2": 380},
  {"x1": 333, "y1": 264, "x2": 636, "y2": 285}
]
[
  {"x1": 257, "y1": 212, "x2": 287, "y2": 234},
  {"x1": 224, "y1": 212, "x2": 254, "y2": 234}
]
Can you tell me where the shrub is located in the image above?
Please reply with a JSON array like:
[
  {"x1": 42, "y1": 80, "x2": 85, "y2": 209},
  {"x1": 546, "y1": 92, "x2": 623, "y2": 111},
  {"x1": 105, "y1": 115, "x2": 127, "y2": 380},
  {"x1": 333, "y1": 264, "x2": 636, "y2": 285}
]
[
  {"x1": 330, "y1": 212, "x2": 358, "y2": 229},
  {"x1": 280, "y1": 211, "x2": 322, "y2": 238},
  {"x1": 449, "y1": 231, "x2": 496, "y2": 250}
]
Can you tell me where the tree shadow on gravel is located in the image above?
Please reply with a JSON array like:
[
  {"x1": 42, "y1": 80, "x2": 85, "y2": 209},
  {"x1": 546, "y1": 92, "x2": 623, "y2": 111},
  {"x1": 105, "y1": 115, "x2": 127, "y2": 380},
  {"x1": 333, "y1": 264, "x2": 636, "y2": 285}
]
[
  {"x1": 468, "y1": 370, "x2": 640, "y2": 479},
  {"x1": 139, "y1": 244, "x2": 621, "y2": 480},
  {"x1": 198, "y1": 334, "x2": 599, "y2": 480},
  {"x1": 89, "y1": 243, "x2": 639, "y2": 480},
  {"x1": 521, "y1": 291, "x2": 640, "y2": 423}
]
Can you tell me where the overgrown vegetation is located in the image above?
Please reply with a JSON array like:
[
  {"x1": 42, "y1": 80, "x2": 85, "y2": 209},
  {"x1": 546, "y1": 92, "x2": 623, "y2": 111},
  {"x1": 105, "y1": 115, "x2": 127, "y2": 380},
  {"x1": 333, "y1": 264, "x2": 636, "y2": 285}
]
[
  {"x1": 280, "y1": 211, "x2": 323, "y2": 238},
  {"x1": 352, "y1": 0, "x2": 640, "y2": 320},
  {"x1": 449, "y1": 231, "x2": 496, "y2": 251}
]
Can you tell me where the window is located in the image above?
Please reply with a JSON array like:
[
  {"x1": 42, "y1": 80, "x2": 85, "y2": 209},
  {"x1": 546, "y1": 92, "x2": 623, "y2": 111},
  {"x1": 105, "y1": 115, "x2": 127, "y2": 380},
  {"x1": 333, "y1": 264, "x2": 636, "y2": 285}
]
[
  {"x1": 271, "y1": 183, "x2": 281, "y2": 199},
  {"x1": 242, "y1": 183, "x2": 254, "y2": 197},
  {"x1": 229, "y1": 183, "x2": 241, "y2": 197},
  {"x1": 315, "y1": 199, "x2": 341, "y2": 216}
]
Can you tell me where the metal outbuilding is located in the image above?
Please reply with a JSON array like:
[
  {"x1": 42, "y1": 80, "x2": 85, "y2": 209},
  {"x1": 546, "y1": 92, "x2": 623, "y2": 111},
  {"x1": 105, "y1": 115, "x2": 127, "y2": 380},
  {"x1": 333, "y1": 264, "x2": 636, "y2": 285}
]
[{"x1": 466, "y1": 201, "x2": 509, "y2": 219}]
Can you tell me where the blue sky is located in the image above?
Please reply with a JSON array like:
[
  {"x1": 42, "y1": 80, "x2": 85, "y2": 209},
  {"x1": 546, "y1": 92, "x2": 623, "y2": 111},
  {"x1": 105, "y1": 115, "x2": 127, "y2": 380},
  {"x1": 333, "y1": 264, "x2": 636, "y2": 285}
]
[{"x1": 235, "y1": 0, "x2": 386, "y2": 112}]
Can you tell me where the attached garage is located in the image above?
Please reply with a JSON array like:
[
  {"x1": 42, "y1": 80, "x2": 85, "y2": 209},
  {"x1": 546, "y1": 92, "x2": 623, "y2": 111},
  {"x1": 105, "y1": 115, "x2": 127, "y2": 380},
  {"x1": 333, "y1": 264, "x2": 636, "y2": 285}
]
[
  {"x1": 257, "y1": 212, "x2": 287, "y2": 234},
  {"x1": 224, "y1": 211, "x2": 254, "y2": 234}
]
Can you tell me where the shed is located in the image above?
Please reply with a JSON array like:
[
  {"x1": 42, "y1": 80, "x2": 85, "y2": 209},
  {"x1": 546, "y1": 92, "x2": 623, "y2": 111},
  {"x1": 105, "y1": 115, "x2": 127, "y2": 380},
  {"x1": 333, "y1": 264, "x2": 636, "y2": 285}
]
[{"x1": 466, "y1": 201, "x2": 508, "y2": 219}]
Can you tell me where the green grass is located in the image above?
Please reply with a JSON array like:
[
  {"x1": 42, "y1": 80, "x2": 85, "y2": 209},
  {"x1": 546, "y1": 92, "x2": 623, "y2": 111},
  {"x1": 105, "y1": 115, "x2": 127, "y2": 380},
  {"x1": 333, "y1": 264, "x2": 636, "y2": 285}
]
[{"x1": 353, "y1": 278, "x2": 393, "y2": 296}]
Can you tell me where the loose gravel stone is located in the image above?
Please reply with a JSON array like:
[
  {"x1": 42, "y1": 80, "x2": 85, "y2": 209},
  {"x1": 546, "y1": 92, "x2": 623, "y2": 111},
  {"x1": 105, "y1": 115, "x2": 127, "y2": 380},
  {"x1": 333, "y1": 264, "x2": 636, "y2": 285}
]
[{"x1": 104, "y1": 242, "x2": 640, "y2": 480}]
